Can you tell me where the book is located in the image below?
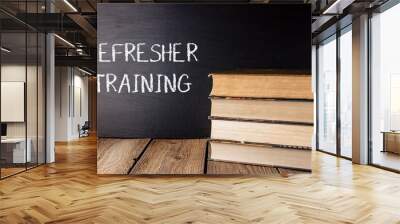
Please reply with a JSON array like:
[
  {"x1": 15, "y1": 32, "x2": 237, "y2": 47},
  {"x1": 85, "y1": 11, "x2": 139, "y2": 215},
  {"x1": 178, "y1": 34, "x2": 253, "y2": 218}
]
[
  {"x1": 208, "y1": 70, "x2": 313, "y2": 171},
  {"x1": 211, "y1": 119, "x2": 313, "y2": 148},
  {"x1": 209, "y1": 72, "x2": 312, "y2": 99},
  {"x1": 210, "y1": 97, "x2": 313, "y2": 124},
  {"x1": 209, "y1": 141, "x2": 311, "y2": 170}
]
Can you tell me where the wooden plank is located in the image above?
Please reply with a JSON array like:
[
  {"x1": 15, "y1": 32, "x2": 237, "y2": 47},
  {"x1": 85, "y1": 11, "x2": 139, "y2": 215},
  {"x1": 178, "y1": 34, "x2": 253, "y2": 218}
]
[
  {"x1": 211, "y1": 98, "x2": 314, "y2": 124},
  {"x1": 97, "y1": 138, "x2": 151, "y2": 174},
  {"x1": 210, "y1": 74, "x2": 313, "y2": 100},
  {"x1": 131, "y1": 139, "x2": 207, "y2": 175},
  {"x1": 207, "y1": 160, "x2": 280, "y2": 175},
  {"x1": 211, "y1": 119, "x2": 313, "y2": 148},
  {"x1": 210, "y1": 141, "x2": 311, "y2": 170}
]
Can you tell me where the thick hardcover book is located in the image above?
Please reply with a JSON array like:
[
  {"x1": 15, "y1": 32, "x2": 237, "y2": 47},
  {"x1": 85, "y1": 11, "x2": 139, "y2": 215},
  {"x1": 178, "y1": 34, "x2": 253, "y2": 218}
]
[
  {"x1": 211, "y1": 119, "x2": 313, "y2": 148},
  {"x1": 210, "y1": 72, "x2": 313, "y2": 100},
  {"x1": 210, "y1": 97, "x2": 313, "y2": 124},
  {"x1": 209, "y1": 141, "x2": 311, "y2": 170}
]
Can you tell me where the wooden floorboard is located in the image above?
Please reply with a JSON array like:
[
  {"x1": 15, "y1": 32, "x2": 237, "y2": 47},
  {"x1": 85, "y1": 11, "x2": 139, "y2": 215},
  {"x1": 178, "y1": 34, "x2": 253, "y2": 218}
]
[
  {"x1": 97, "y1": 138, "x2": 151, "y2": 174},
  {"x1": 1, "y1": 135, "x2": 400, "y2": 223},
  {"x1": 0, "y1": 167, "x2": 26, "y2": 178},
  {"x1": 130, "y1": 139, "x2": 207, "y2": 175},
  {"x1": 277, "y1": 167, "x2": 309, "y2": 177},
  {"x1": 207, "y1": 160, "x2": 281, "y2": 175}
]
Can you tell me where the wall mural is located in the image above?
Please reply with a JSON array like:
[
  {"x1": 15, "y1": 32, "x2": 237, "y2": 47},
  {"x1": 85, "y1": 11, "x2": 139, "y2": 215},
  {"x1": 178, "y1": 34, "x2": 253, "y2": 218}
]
[{"x1": 97, "y1": 4, "x2": 312, "y2": 175}]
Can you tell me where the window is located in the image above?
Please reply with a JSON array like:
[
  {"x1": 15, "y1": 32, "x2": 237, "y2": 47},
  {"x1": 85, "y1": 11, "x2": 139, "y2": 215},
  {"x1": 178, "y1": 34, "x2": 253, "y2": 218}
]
[
  {"x1": 317, "y1": 36, "x2": 337, "y2": 154},
  {"x1": 339, "y1": 28, "x2": 352, "y2": 158},
  {"x1": 370, "y1": 2, "x2": 400, "y2": 171}
]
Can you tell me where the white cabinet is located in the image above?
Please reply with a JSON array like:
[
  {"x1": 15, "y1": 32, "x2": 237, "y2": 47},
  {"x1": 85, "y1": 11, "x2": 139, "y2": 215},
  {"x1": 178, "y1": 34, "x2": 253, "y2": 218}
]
[{"x1": 1, "y1": 138, "x2": 32, "y2": 163}]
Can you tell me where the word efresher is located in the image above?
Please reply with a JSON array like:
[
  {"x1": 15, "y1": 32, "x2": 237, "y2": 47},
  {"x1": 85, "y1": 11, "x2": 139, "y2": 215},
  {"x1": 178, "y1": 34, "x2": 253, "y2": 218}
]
[{"x1": 98, "y1": 42, "x2": 199, "y2": 63}]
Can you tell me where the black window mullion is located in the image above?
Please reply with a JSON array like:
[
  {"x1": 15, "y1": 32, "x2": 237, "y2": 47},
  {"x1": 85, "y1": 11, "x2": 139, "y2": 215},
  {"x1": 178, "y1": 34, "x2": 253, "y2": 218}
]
[
  {"x1": 36, "y1": 0, "x2": 39, "y2": 167},
  {"x1": 315, "y1": 44, "x2": 320, "y2": 151},
  {"x1": 336, "y1": 29, "x2": 341, "y2": 157},
  {"x1": 367, "y1": 11, "x2": 373, "y2": 165},
  {"x1": 25, "y1": 0, "x2": 28, "y2": 171},
  {"x1": 24, "y1": 81, "x2": 28, "y2": 169}
]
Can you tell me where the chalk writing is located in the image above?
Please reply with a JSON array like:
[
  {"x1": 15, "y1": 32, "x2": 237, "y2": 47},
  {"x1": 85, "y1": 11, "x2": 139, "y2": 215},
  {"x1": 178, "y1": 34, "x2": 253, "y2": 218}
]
[{"x1": 98, "y1": 42, "x2": 198, "y2": 94}]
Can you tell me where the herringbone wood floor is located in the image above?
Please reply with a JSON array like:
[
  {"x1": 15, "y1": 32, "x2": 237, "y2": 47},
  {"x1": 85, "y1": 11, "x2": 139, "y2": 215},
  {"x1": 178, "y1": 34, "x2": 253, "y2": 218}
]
[{"x1": 1, "y1": 136, "x2": 400, "y2": 223}]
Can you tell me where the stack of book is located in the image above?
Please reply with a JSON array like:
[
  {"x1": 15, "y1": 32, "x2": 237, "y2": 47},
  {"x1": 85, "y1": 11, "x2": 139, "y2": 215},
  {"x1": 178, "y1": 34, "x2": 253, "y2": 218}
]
[{"x1": 208, "y1": 71, "x2": 314, "y2": 171}]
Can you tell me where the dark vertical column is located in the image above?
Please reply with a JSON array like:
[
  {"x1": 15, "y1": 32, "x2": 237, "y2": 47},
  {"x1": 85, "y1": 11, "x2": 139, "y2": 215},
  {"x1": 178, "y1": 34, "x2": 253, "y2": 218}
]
[
  {"x1": 315, "y1": 44, "x2": 320, "y2": 150},
  {"x1": 336, "y1": 28, "x2": 341, "y2": 157},
  {"x1": 36, "y1": 0, "x2": 39, "y2": 167},
  {"x1": 25, "y1": 0, "x2": 28, "y2": 171},
  {"x1": 367, "y1": 12, "x2": 373, "y2": 165}
]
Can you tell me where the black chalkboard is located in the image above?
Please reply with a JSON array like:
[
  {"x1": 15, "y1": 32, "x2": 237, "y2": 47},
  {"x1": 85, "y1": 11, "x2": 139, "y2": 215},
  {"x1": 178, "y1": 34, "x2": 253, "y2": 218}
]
[{"x1": 97, "y1": 4, "x2": 311, "y2": 138}]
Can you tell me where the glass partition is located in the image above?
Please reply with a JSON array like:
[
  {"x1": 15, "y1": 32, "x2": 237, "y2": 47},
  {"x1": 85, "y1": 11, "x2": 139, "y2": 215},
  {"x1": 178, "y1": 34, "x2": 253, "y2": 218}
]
[
  {"x1": 0, "y1": 1, "x2": 46, "y2": 179},
  {"x1": 1, "y1": 31, "x2": 28, "y2": 177}
]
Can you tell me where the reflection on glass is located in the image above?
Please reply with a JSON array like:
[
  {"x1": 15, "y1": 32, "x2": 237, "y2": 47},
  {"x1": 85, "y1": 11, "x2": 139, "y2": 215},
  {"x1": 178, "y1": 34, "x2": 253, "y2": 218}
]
[
  {"x1": 371, "y1": 3, "x2": 400, "y2": 171},
  {"x1": 340, "y1": 29, "x2": 352, "y2": 158},
  {"x1": 318, "y1": 36, "x2": 337, "y2": 154}
]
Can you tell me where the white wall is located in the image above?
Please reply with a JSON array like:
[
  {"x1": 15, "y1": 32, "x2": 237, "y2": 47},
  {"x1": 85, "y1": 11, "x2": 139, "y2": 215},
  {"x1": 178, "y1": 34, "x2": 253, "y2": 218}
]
[
  {"x1": 55, "y1": 66, "x2": 70, "y2": 141},
  {"x1": 55, "y1": 67, "x2": 89, "y2": 141},
  {"x1": 1, "y1": 63, "x2": 46, "y2": 164},
  {"x1": 1, "y1": 65, "x2": 35, "y2": 138},
  {"x1": 71, "y1": 72, "x2": 89, "y2": 138}
]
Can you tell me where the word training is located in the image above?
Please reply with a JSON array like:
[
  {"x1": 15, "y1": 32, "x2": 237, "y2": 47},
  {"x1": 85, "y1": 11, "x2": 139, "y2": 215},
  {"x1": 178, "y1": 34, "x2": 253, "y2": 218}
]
[
  {"x1": 97, "y1": 73, "x2": 192, "y2": 94},
  {"x1": 98, "y1": 42, "x2": 199, "y2": 63}
]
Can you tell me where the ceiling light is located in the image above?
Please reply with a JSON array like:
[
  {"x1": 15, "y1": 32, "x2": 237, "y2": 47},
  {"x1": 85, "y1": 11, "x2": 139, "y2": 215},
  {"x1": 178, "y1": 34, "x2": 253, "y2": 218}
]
[
  {"x1": 63, "y1": 0, "x2": 78, "y2": 12},
  {"x1": 78, "y1": 67, "x2": 93, "y2": 76},
  {"x1": 323, "y1": 0, "x2": 342, "y2": 14},
  {"x1": 1, "y1": 47, "x2": 11, "y2": 53},
  {"x1": 323, "y1": 0, "x2": 354, "y2": 15},
  {"x1": 54, "y1": 34, "x2": 75, "y2": 48}
]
